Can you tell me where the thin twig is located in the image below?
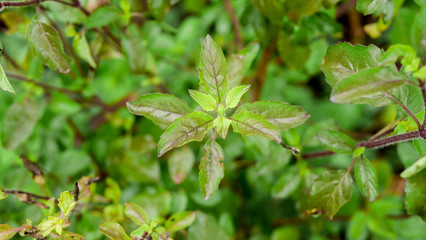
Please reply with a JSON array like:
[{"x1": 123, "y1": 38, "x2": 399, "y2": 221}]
[
  {"x1": 383, "y1": 91, "x2": 421, "y2": 130},
  {"x1": 223, "y1": 0, "x2": 243, "y2": 49}
]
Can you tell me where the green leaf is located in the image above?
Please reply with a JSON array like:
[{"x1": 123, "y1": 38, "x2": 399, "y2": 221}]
[
  {"x1": 401, "y1": 155, "x2": 426, "y2": 179},
  {"x1": 285, "y1": 0, "x2": 322, "y2": 21},
  {"x1": 330, "y1": 67, "x2": 406, "y2": 103},
  {"x1": 380, "y1": 44, "x2": 420, "y2": 72},
  {"x1": 188, "y1": 211, "x2": 230, "y2": 240},
  {"x1": 414, "y1": 66, "x2": 426, "y2": 80},
  {"x1": 26, "y1": 19, "x2": 72, "y2": 73},
  {"x1": 0, "y1": 224, "x2": 19, "y2": 240},
  {"x1": 105, "y1": 178, "x2": 121, "y2": 204},
  {"x1": 148, "y1": 0, "x2": 170, "y2": 20},
  {"x1": 189, "y1": 90, "x2": 217, "y2": 111},
  {"x1": 404, "y1": 170, "x2": 426, "y2": 220},
  {"x1": 316, "y1": 130, "x2": 357, "y2": 154},
  {"x1": 73, "y1": 31, "x2": 97, "y2": 68},
  {"x1": 58, "y1": 191, "x2": 76, "y2": 217},
  {"x1": 199, "y1": 140, "x2": 225, "y2": 200},
  {"x1": 158, "y1": 111, "x2": 213, "y2": 156},
  {"x1": 236, "y1": 101, "x2": 310, "y2": 130},
  {"x1": 225, "y1": 85, "x2": 250, "y2": 109},
  {"x1": 0, "y1": 64, "x2": 14, "y2": 94},
  {"x1": 277, "y1": 31, "x2": 311, "y2": 69},
  {"x1": 271, "y1": 166, "x2": 301, "y2": 199},
  {"x1": 230, "y1": 110, "x2": 282, "y2": 143},
  {"x1": 252, "y1": 0, "x2": 285, "y2": 24},
  {"x1": 99, "y1": 222, "x2": 131, "y2": 240},
  {"x1": 352, "y1": 147, "x2": 365, "y2": 159},
  {"x1": 354, "y1": 156, "x2": 379, "y2": 201},
  {"x1": 2, "y1": 100, "x2": 39, "y2": 150},
  {"x1": 165, "y1": 211, "x2": 196, "y2": 233},
  {"x1": 271, "y1": 226, "x2": 300, "y2": 240},
  {"x1": 411, "y1": 6, "x2": 426, "y2": 58},
  {"x1": 124, "y1": 202, "x2": 150, "y2": 225},
  {"x1": 308, "y1": 170, "x2": 353, "y2": 219},
  {"x1": 86, "y1": 7, "x2": 122, "y2": 29},
  {"x1": 37, "y1": 217, "x2": 63, "y2": 237},
  {"x1": 198, "y1": 35, "x2": 229, "y2": 103},
  {"x1": 228, "y1": 43, "x2": 259, "y2": 88},
  {"x1": 357, "y1": 0, "x2": 388, "y2": 15},
  {"x1": 0, "y1": 189, "x2": 7, "y2": 200},
  {"x1": 168, "y1": 147, "x2": 195, "y2": 184},
  {"x1": 122, "y1": 25, "x2": 146, "y2": 75},
  {"x1": 127, "y1": 93, "x2": 192, "y2": 127},
  {"x1": 213, "y1": 115, "x2": 232, "y2": 139},
  {"x1": 346, "y1": 212, "x2": 369, "y2": 240}
]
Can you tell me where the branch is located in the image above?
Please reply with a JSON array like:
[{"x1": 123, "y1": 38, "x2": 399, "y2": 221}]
[
  {"x1": 0, "y1": 0, "x2": 44, "y2": 9},
  {"x1": 383, "y1": 91, "x2": 421, "y2": 130},
  {"x1": 419, "y1": 79, "x2": 426, "y2": 130},
  {"x1": 223, "y1": 0, "x2": 243, "y2": 49}
]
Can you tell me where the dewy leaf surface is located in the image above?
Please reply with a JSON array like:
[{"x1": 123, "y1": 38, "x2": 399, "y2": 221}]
[
  {"x1": 127, "y1": 93, "x2": 192, "y2": 127},
  {"x1": 198, "y1": 35, "x2": 229, "y2": 103},
  {"x1": 316, "y1": 130, "x2": 357, "y2": 154},
  {"x1": 158, "y1": 111, "x2": 213, "y2": 156},
  {"x1": 354, "y1": 156, "x2": 379, "y2": 201},
  {"x1": 0, "y1": 64, "x2": 14, "y2": 94},
  {"x1": 26, "y1": 19, "x2": 72, "y2": 73},
  {"x1": 308, "y1": 170, "x2": 353, "y2": 219},
  {"x1": 199, "y1": 139, "x2": 225, "y2": 200},
  {"x1": 230, "y1": 110, "x2": 282, "y2": 143}
]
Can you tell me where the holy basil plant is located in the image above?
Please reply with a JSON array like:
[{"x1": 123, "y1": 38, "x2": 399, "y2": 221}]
[{"x1": 127, "y1": 35, "x2": 309, "y2": 200}]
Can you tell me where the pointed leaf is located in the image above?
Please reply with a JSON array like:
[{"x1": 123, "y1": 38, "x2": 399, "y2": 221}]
[
  {"x1": 58, "y1": 191, "x2": 76, "y2": 217},
  {"x1": 73, "y1": 31, "x2": 97, "y2": 68},
  {"x1": 26, "y1": 19, "x2": 72, "y2": 73},
  {"x1": 189, "y1": 89, "x2": 217, "y2": 111},
  {"x1": 124, "y1": 202, "x2": 150, "y2": 225},
  {"x1": 316, "y1": 130, "x2": 357, "y2": 154},
  {"x1": 127, "y1": 93, "x2": 192, "y2": 127},
  {"x1": 198, "y1": 35, "x2": 229, "y2": 103},
  {"x1": 165, "y1": 211, "x2": 196, "y2": 233},
  {"x1": 99, "y1": 222, "x2": 131, "y2": 240},
  {"x1": 0, "y1": 64, "x2": 14, "y2": 94},
  {"x1": 354, "y1": 156, "x2": 379, "y2": 201},
  {"x1": 213, "y1": 115, "x2": 232, "y2": 139},
  {"x1": 401, "y1": 155, "x2": 426, "y2": 179},
  {"x1": 168, "y1": 147, "x2": 195, "y2": 184},
  {"x1": 225, "y1": 85, "x2": 250, "y2": 109},
  {"x1": 404, "y1": 170, "x2": 426, "y2": 220},
  {"x1": 0, "y1": 224, "x2": 19, "y2": 240},
  {"x1": 158, "y1": 111, "x2": 213, "y2": 156},
  {"x1": 308, "y1": 170, "x2": 353, "y2": 219},
  {"x1": 199, "y1": 140, "x2": 225, "y2": 200}
]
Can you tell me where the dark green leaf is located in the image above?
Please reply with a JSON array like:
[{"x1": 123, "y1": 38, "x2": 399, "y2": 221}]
[
  {"x1": 148, "y1": 0, "x2": 170, "y2": 20},
  {"x1": 165, "y1": 211, "x2": 196, "y2": 233},
  {"x1": 0, "y1": 64, "x2": 14, "y2": 94},
  {"x1": 168, "y1": 147, "x2": 195, "y2": 184},
  {"x1": 357, "y1": 0, "x2": 388, "y2": 15},
  {"x1": 277, "y1": 31, "x2": 311, "y2": 69},
  {"x1": 411, "y1": 6, "x2": 426, "y2": 58},
  {"x1": 354, "y1": 156, "x2": 379, "y2": 201},
  {"x1": 199, "y1": 139, "x2": 225, "y2": 200},
  {"x1": 124, "y1": 202, "x2": 150, "y2": 226},
  {"x1": 346, "y1": 212, "x2": 369, "y2": 240},
  {"x1": 316, "y1": 130, "x2": 356, "y2": 154},
  {"x1": 99, "y1": 222, "x2": 131, "y2": 240},
  {"x1": 285, "y1": 0, "x2": 322, "y2": 21}
]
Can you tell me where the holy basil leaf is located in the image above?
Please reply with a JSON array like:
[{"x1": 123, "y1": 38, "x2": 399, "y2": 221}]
[
  {"x1": 73, "y1": 31, "x2": 97, "y2": 68},
  {"x1": 198, "y1": 35, "x2": 229, "y2": 103},
  {"x1": 199, "y1": 140, "x2": 225, "y2": 200},
  {"x1": 124, "y1": 202, "x2": 150, "y2": 226},
  {"x1": 38, "y1": 217, "x2": 63, "y2": 237},
  {"x1": 354, "y1": 156, "x2": 379, "y2": 201},
  {"x1": 380, "y1": 44, "x2": 420, "y2": 72},
  {"x1": 168, "y1": 147, "x2": 195, "y2": 184},
  {"x1": 228, "y1": 43, "x2": 259, "y2": 88},
  {"x1": 316, "y1": 130, "x2": 356, "y2": 154},
  {"x1": 99, "y1": 222, "x2": 131, "y2": 240},
  {"x1": 26, "y1": 19, "x2": 72, "y2": 73},
  {"x1": 404, "y1": 170, "x2": 426, "y2": 220},
  {"x1": 230, "y1": 110, "x2": 282, "y2": 143},
  {"x1": 225, "y1": 85, "x2": 250, "y2": 109},
  {"x1": 236, "y1": 101, "x2": 310, "y2": 130},
  {"x1": 58, "y1": 191, "x2": 76, "y2": 217},
  {"x1": 165, "y1": 211, "x2": 196, "y2": 233},
  {"x1": 189, "y1": 89, "x2": 217, "y2": 112},
  {"x1": 86, "y1": 7, "x2": 122, "y2": 29},
  {"x1": 357, "y1": 0, "x2": 388, "y2": 15},
  {"x1": 0, "y1": 64, "x2": 14, "y2": 94},
  {"x1": 127, "y1": 93, "x2": 192, "y2": 127},
  {"x1": 0, "y1": 224, "x2": 19, "y2": 240},
  {"x1": 308, "y1": 170, "x2": 353, "y2": 219},
  {"x1": 330, "y1": 67, "x2": 406, "y2": 103},
  {"x1": 401, "y1": 155, "x2": 426, "y2": 179},
  {"x1": 213, "y1": 115, "x2": 232, "y2": 139},
  {"x1": 271, "y1": 166, "x2": 301, "y2": 199},
  {"x1": 158, "y1": 111, "x2": 213, "y2": 156}
]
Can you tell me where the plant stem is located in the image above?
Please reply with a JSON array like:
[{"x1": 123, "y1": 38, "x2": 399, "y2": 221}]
[
  {"x1": 223, "y1": 0, "x2": 243, "y2": 49},
  {"x1": 418, "y1": 79, "x2": 426, "y2": 130},
  {"x1": 383, "y1": 91, "x2": 421, "y2": 130}
]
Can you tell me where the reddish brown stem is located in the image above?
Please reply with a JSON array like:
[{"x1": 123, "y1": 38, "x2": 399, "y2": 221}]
[{"x1": 223, "y1": 0, "x2": 243, "y2": 49}]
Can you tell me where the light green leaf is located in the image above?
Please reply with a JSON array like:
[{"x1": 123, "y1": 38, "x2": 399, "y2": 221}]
[
  {"x1": 404, "y1": 170, "x2": 426, "y2": 220},
  {"x1": 26, "y1": 19, "x2": 72, "y2": 73},
  {"x1": 228, "y1": 43, "x2": 259, "y2": 88},
  {"x1": 0, "y1": 224, "x2": 19, "y2": 240},
  {"x1": 0, "y1": 64, "x2": 14, "y2": 94},
  {"x1": 130, "y1": 225, "x2": 151, "y2": 237},
  {"x1": 73, "y1": 31, "x2": 97, "y2": 68},
  {"x1": 168, "y1": 147, "x2": 195, "y2": 184},
  {"x1": 213, "y1": 115, "x2": 232, "y2": 139},
  {"x1": 198, "y1": 35, "x2": 229, "y2": 103},
  {"x1": 58, "y1": 191, "x2": 76, "y2": 217},
  {"x1": 346, "y1": 212, "x2": 369, "y2": 240},
  {"x1": 37, "y1": 217, "x2": 63, "y2": 237},
  {"x1": 99, "y1": 222, "x2": 131, "y2": 240},
  {"x1": 105, "y1": 178, "x2": 121, "y2": 204},
  {"x1": 127, "y1": 93, "x2": 192, "y2": 127},
  {"x1": 225, "y1": 85, "x2": 250, "y2": 109},
  {"x1": 353, "y1": 147, "x2": 366, "y2": 159},
  {"x1": 124, "y1": 202, "x2": 150, "y2": 225},
  {"x1": 357, "y1": 0, "x2": 388, "y2": 15},
  {"x1": 380, "y1": 44, "x2": 420, "y2": 72},
  {"x1": 230, "y1": 110, "x2": 282, "y2": 143},
  {"x1": 199, "y1": 140, "x2": 225, "y2": 200},
  {"x1": 189, "y1": 89, "x2": 217, "y2": 111},
  {"x1": 330, "y1": 67, "x2": 406, "y2": 103},
  {"x1": 271, "y1": 166, "x2": 301, "y2": 199},
  {"x1": 308, "y1": 170, "x2": 353, "y2": 219},
  {"x1": 86, "y1": 7, "x2": 122, "y2": 29},
  {"x1": 271, "y1": 226, "x2": 300, "y2": 240},
  {"x1": 414, "y1": 66, "x2": 426, "y2": 79},
  {"x1": 165, "y1": 211, "x2": 196, "y2": 233},
  {"x1": 0, "y1": 189, "x2": 7, "y2": 200},
  {"x1": 316, "y1": 130, "x2": 357, "y2": 154},
  {"x1": 158, "y1": 111, "x2": 213, "y2": 156},
  {"x1": 401, "y1": 155, "x2": 426, "y2": 178},
  {"x1": 236, "y1": 101, "x2": 310, "y2": 130},
  {"x1": 354, "y1": 156, "x2": 379, "y2": 201}
]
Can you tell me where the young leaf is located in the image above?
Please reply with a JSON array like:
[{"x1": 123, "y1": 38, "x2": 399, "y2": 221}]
[
  {"x1": 158, "y1": 111, "x2": 213, "y2": 156},
  {"x1": 213, "y1": 115, "x2": 232, "y2": 139},
  {"x1": 58, "y1": 191, "x2": 76, "y2": 217},
  {"x1": 99, "y1": 222, "x2": 131, "y2": 240},
  {"x1": 0, "y1": 189, "x2": 7, "y2": 200},
  {"x1": 308, "y1": 170, "x2": 353, "y2": 219},
  {"x1": 0, "y1": 224, "x2": 19, "y2": 240},
  {"x1": 127, "y1": 93, "x2": 192, "y2": 127},
  {"x1": 165, "y1": 211, "x2": 196, "y2": 233},
  {"x1": 73, "y1": 31, "x2": 97, "y2": 68},
  {"x1": 228, "y1": 43, "x2": 260, "y2": 88},
  {"x1": 316, "y1": 130, "x2": 357, "y2": 154},
  {"x1": 189, "y1": 89, "x2": 217, "y2": 111},
  {"x1": 26, "y1": 19, "x2": 72, "y2": 73},
  {"x1": 401, "y1": 155, "x2": 426, "y2": 179},
  {"x1": 404, "y1": 170, "x2": 426, "y2": 220},
  {"x1": 198, "y1": 35, "x2": 229, "y2": 103},
  {"x1": 236, "y1": 101, "x2": 309, "y2": 130},
  {"x1": 168, "y1": 147, "x2": 195, "y2": 184},
  {"x1": 357, "y1": 0, "x2": 387, "y2": 15},
  {"x1": 354, "y1": 156, "x2": 379, "y2": 201},
  {"x1": 0, "y1": 64, "x2": 14, "y2": 94},
  {"x1": 124, "y1": 202, "x2": 150, "y2": 225},
  {"x1": 380, "y1": 44, "x2": 420, "y2": 72},
  {"x1": 225, "y1": 85, "x2": 250, "y2": 109},
  {"x1": 37, "y1": 217, "x2": 63, "y2": 237},
  {"x1": 199, "y1": 139, "x2": 225, "y2": 200},
  {"x1": 230, "y1": 110, "x2": 282, "y2": 143}
]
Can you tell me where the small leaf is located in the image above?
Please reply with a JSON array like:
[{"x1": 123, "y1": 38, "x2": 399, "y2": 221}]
[
  {"x1": 404, "y1": 169, "x2": 426, "y2": 220},
  {"x1": 316, "y1": 130, "x2": 357, "y2": 154},
  {"x1": 26, "y1": 19, "x2": 72, "y2": 73},
  {"x1": 308, "y1": 170, "x2": 353, "y2": 219},
  {"x1": 0, "y1": 64, "x2": 14, "y2": 94},
  {"x1": 230, "y1": 110, "x2": 282, "y2": 143},
  {"x1": 168, "y1": 147, "x2": 195, "y2": 184},
  {"x1": 37, "y1": 217, "x2": 63, "y2": 237},
  {"x1": 0, "y1": 189, "x2": 7, "y2": 200},
  {"x1": 124, "y1": 202, "x2": 150, "y2": 225},
  {"x1": 189, "y1": 89, "x2": 217, "y2": 111},
  {"x1": 199, "y1": 140, "x2": 225, "y2": 200},
  {"x1": 199, "y1": 35, "x2": 229, "y2": 103},
  {"x1": 99, "y1": 222, "x2": 131, "y2": 240},
  {"x1": 225, "y1": 85, "x2": 250, "y2": 109},
  {"x1": 158, "y1": 111, "x2": 214, "y2": 156},
  {"x1": 73, "y1": 31, "x2": 97, "y2": 68},
  {"x1": 127, "y1": 93, "x2": 192, "y2": 127},
  {"x1": 354, "y1": 156, "x2": 379, "y2": 201},
  {"x1": 165, "y1": 211, "x2": 196, "y2": 233},
  {"x1": 213, "y1": 116, "x2": 232, "y2": 139},
  {"x1": 401, "y1": 155, "x2": 426, "y2": 179},
  {"x1": 86, "y1": 7, "x2": 122, "y2": 29},
  {"x1": 0, "y1": 224, "x2": 19, "y2": 240},
  {"x1": 380, "y1": 44, "x2": 420, "y2": 72},
  {"x1": 58, "y1": 191, "x2": 76, "y2": 217},
  {"x1": 352, "y1": 147, "x2": 365, "y2": 159}
]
